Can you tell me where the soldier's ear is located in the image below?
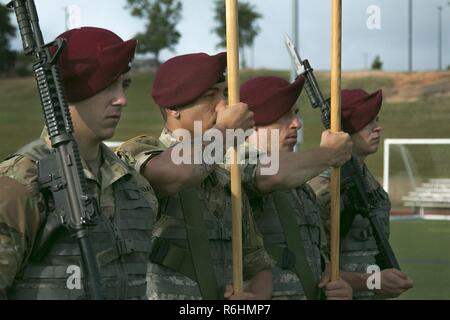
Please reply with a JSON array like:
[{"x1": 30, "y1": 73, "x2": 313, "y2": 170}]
[{"x1": 166, "y1": 108, "x2": 181, "y2": 119}]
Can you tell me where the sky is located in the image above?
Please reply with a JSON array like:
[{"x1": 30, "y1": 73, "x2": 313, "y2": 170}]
[{"x1": 2, "y1": 0, "x2": 450, "y2": 71}]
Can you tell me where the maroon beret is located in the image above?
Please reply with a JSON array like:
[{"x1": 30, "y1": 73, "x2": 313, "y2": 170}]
[
  {"x1": 240, "y1": 76, "x2": 305, "y2": 126},
  {"x1": 342, "y1": 89, "x2": 383, "y2": 134},
  {"x1": 54, "y1": 27, "x2": 137, "y2": 103},
  {"x1": 152, "y1": 52, "x2": 227, "y2": 108}
]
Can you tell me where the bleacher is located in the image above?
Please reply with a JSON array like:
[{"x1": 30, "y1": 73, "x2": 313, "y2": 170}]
[{"x1": 402, "y1": 178, "x2": 450, "y2": 210}]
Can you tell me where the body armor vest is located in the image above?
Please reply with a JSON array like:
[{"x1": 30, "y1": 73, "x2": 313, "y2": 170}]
[
  {"x1": 250, "y1": 184, "x2": 322, "y2": 300},
  {"x1": 6, "y1": 140, "x2": 154, "y2": 300},
  {"x1": 147, "y1": 167, "x2": 236, "y2": 300},
  {"x1": 340, "y1": 178, "x2": 391, "y2": 300}
]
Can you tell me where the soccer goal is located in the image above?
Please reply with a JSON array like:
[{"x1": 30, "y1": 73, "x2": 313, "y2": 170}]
[{"x1": 383, "y1": 138, "x2": 450, "y2": 221}]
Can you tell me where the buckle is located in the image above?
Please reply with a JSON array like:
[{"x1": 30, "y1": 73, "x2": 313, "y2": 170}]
[{"x1": 116, "y1": 239, "x2": 135, "y2": 255}]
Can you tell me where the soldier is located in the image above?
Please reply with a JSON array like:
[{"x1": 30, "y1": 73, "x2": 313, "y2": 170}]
[
  {"x1": 223, "y1": 75, "x2": 353, "y2": 300},
  {"x1": 116, "y1": 52, "x2": 273, "y2": 300},
  {"x1": 309, "y1": 88, "x2": 414, "y2": 299},
  {"x1": 116, "y1": 52, "x2": 354, "y2": 299},
  {"x1": 0, "y1": 27, "x2": 157, "y2": 299}
]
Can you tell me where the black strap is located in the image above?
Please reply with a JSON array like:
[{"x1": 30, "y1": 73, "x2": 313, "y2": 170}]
[
  {"x1": 179, "y1": 188, "x2": 220, "y2": 299},
  {"x1": 272, "y1": 191, "x2": 319, "y2": 300}
]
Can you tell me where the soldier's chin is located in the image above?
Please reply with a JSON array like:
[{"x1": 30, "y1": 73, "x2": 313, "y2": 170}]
[
  {"x1": 100, "y1": 128, "x2": 117, "y2": 142},
  {"x1": 369, "y1": 145, "x2": 379, "y2": 155},
  {"x1": 284, "y1": 139, "x2": 296, "y2": 151}
]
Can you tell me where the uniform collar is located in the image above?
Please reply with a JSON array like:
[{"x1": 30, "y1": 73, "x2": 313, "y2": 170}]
[
  {"x1": 158, "y1": 127, "x2": 182, "y2": 148},
  {"x1": 40, "y1": 127, "x2": 131, "y2": 189},
  {"x1": 98, "y1": 142, "x2": 131, "y2": 189}
]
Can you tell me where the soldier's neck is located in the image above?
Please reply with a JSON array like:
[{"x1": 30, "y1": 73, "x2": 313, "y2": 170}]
[
  {"x1": 353, "y1": 153, "x2": 367, "y2": 166},
  {"x1": 76, "y1": 137, "x2": 101, "y2": 161}
]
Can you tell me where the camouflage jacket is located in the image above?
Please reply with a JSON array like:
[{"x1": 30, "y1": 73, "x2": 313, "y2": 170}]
[
  {"x1": 308, "y1": 164, "x2": 391, "y2": 299},
  {"x1": 223, "y1": 142, "x2": 324, "y2": 299},
  {"x1": 115, "y1": 128, "x2": 273, "y2": 300},
  {"x1": 0, "y1": 131, "x2": 158, "y2": 299}
]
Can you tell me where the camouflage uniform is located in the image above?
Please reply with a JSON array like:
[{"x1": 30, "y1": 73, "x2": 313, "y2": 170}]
[
  {"x1": 116, "y1": 129, "x2": 273, "y2": 300},
  {"x1": 0, "y1": 131, "x2": 158, "y2": 299},
  {"x1": 309, "y1": 165, "x2": 391, "y2": 300},
  {"x1": 223, "y1": 143, "x2": 324, "y2": 300}
]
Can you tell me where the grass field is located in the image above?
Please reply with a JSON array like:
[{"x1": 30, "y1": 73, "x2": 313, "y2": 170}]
[
  {"x1": 1, "y1": 70, "x2": 449, "y2": 179},
  {"x1": 1, "y1": 70, "x2": 449, "y2": 299},
  {"x1": 390, "y1": 219, "x2": 450, "y2": 299}
]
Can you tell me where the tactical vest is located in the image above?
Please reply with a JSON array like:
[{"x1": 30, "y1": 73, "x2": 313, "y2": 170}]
[
  {"x1": 250, "y1": 184, "x2": 322, "y2": 300},
  {"x1": 340, "y1": 180, "x2": 391, "y2": 300},
  {"x1": 147, "y1": 167, "x2": 235, "y2": 300},
  {"x1": 6, "y1": 140, "x2": 154, "y2": 300}
]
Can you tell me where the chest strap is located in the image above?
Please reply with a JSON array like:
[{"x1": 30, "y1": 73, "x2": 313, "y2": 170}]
[
  {"x1": 271, "y1": 191, "x2": 319, "y2": 300},
  {"x1": 149, "y1": 188, "x2": 220, "y2": 299},
  {"x1": 180, "y1": 187, "x2": 220, "y2": 299}
]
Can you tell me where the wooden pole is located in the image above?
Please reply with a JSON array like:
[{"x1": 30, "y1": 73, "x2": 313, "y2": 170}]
[
  {"x1": 225, "y1": 0, "x2": 244, "y2": 293},
  {"x1": 330, "y1": 0, "x2": 342, "y2": 282}
]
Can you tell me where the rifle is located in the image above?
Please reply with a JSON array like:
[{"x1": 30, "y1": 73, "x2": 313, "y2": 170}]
[
  {"x1": 284, "y1": 33, "x2": 400, "y2": 270},
  {"x1": 7, "y1": 0, "x2": 103, "y2": 299}
]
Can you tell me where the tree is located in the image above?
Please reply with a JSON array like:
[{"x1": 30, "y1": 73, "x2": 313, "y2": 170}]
[
  {"x1": 0, "y1": 4, "x2": 17, "y2": 76},
  {"x1": 212, "y1": 0, "x2": 262, "y2": 68},
  {"x1": 371, "y1": 55, "x2": 383, "y2": 70},
  {"x1": 125, "y1": 0, "x2": 182, "y2": 64}
]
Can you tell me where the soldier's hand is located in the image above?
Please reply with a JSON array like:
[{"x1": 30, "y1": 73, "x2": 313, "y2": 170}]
[
  {"x1": 375, "y1": 268, "x2": 413, "y2": 298},
  {"x1": 215, "y1": 100, "x2": 255, "y2": 131},
  {"x1": 319, "y1": 130, "x2": 353, "y2": 167},
  {"x1": 224, "y1": 284, "x2": 257, "y2": 300},
  {"x1": 319, "y1": 274, "x2": 353, "y2": 300}
]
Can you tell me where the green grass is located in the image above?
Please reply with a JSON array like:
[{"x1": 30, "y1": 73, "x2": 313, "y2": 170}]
[
  {"x1": 390, "y1": 220, "x2": 450, "y2": 299},
  {"x1": 2, "y1": 70, "x2": 449, "y2": 177},
  {"x1": 1, "y1": 71, "x2": 449, "y2": 180}
]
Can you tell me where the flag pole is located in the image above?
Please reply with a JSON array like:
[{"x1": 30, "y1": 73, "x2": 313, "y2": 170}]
[
  {"x1": 225, "y1": 0, "x2": 244, "y2": 293},
  {"x1": 330, "y1": 0, "x2": 342, "y2": 282}
]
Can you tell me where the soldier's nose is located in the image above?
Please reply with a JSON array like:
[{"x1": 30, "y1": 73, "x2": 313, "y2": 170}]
[
  {"x1": 291, "y1": 116, "x2": 301, "y2": 129},
  {"x1": 113, "y1": 90, "x2": 127, "y2": 107}
]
